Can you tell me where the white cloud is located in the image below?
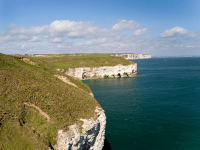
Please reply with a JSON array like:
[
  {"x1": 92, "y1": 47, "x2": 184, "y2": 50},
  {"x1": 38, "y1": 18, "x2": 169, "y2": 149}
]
[
  {"x1": 8, "y1": 24, "x2": 46, "y2": 35},
  {"x1": 28, "y1": 36, "x2": 42, "y2": 42},
  {"x1": 132, "y1": 28, "x2": 150, "y2": 36},
  {"x1": 0, "y1": 19, "x2": 148, "y2": 43},
  {"x1": 83, "y1": 38, "x2": 109, "y2": 46},
  {"x1": 113, "y1": 34, "x2": 145, "y2": 43},
  {"x1": 1, "y1": 20, "x2": 199, "y2": 56},
  {"x1": 17, "y1": 35, "x2": 30, "y2": 41},
  {"x1": 49, "y1": 37, "x2": 64, "y2": 43},
  {"x1": 160, "y1": 26, "x2": 188, "y2": 37},
  {"x1": 2, "y1": 20, "x2": 110, "y2": 43},
  {"x1": 187, "y1": 32, "x2": 199, "y2": 38},
  {"x1": 112, "y1": 20, "x2": 139, "y2": 31},
  {"x1": 48, "y1": 20, "x2": 109, "y2": 39},
  {"x1": 0, "y1": 34, "x2": 31, "y2": 42},
  {"x1": 0, "y1": 35, "x2": 13, "y2": 41}
]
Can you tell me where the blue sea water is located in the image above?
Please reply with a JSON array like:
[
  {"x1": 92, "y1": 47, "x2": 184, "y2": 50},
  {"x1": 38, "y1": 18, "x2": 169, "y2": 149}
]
[{"x1": 82, "y1": 58, "x2": 200, "y2": 150}]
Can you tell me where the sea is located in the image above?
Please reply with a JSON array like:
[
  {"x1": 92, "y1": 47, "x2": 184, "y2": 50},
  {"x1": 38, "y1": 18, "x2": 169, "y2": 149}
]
[{"x1": 82, "y1": 57, "x2": 200, "y2": 150}]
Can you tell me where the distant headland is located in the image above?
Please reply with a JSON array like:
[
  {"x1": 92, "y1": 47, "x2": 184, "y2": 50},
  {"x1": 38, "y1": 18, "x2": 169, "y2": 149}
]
[{"x1": 110, "y1": 53, "x2": 151, "y2": 59}]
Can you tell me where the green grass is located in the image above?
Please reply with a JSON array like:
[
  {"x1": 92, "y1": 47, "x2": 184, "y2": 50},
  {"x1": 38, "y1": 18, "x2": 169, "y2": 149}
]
[
  {"x1": 30, "y1": 53, "x2": 136, "y2": 70},
  {"x1": 0, "y1": 53, "x2": 100, "y2": 149},
  {"x1": 22, "y1": 56, "x2": 92, "y2": 93}
]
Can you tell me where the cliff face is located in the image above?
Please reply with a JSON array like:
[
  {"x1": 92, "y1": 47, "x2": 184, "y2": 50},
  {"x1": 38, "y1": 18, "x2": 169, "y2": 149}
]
[
  {"x1": 110, "y1": 53, "x2": 151, "y2": 60},
  {"x1": 126, "y1": 54, "x2": 151, "y2": 59},
  {"x1": 57, "y1": 64, "x2": 137, "y2": 79},
  {"x1": 54, "y1": 107, "x2": 106, "y2": 150}
]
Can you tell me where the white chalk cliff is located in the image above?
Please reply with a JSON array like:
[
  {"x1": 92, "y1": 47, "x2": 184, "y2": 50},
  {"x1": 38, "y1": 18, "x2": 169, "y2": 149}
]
[
  {"x1": 57, "y1": 64, "x2": 137, "y2": 80},
  {"x1": 54, "y1": 107, "x2": 106, "y2": 150},
  {"x1": 110, "y1": 53, "x2": 151, "y2": 60}
]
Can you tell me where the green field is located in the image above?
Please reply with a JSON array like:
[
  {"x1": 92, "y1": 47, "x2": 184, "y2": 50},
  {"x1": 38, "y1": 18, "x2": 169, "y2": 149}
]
[{"x1": 30, "y1": 53, "x2": 136, "y2": 70}]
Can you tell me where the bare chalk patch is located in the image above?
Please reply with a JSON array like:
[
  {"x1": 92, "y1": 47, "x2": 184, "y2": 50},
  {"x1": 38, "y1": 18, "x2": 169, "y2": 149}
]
[
  {"x1": 54, "y1": 75, "x2": 94, "y2": 97},
  {"x1": 54, "y1": 75, "x2": 78, "y2": 88},
  {"x1": 16, "y1": 57, "x2": 37, "y2": 65},
  {"x1": 24, "y1": 102, "x2": 50, "y2": 122}
]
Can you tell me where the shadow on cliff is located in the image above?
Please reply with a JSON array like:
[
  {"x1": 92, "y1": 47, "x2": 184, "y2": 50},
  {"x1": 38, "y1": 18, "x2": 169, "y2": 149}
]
[{"x1": 103, "y1": 137, "x2": 112, "y2": 150}]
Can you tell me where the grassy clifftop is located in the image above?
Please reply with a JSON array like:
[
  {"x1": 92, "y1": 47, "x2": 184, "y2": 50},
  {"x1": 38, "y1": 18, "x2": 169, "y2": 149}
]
[
  {"x1": 0, "y1": 53, "x2": 100, "y2": 149},
  {"x1": 30, "y1": 53, "x2": 136, "y2": 70}
]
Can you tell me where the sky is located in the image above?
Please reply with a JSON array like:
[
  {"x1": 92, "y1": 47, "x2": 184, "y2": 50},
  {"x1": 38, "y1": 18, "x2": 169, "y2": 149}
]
[{"x1": 0, "y1": 0, "x2": 200, "y2": 57}]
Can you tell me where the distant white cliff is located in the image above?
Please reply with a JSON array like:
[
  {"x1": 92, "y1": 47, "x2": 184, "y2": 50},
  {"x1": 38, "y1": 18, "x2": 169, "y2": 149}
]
[
  {"x1": 57, "y1": 64, "x2": 137, "y2": 80},
  {"x1": 110, "y1": 53, "x2": 151, "y2": 60},
  {"x1": 54, "y1": 107, "x2": 106, "y2": 150}
]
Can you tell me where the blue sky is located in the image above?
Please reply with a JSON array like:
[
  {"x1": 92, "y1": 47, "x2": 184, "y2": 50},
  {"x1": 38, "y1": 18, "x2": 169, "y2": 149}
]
[{"x1": 0, "y1": 0, "x2": 200, "y2": 56}]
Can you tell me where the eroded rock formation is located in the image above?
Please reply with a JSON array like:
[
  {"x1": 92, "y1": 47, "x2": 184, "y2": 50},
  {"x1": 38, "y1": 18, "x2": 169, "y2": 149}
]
[
  {"x1": 57, "y1": 64, "x2": 137, "y2": 80},
  {"x1": 54, "y1": 107, "x2": 106, "y2": 150}
]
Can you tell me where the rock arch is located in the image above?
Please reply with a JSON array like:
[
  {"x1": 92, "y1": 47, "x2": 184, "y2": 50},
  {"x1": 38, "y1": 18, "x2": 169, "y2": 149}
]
[{"x1": 82, "y1": 72, "x2": 87, "y2": 79}]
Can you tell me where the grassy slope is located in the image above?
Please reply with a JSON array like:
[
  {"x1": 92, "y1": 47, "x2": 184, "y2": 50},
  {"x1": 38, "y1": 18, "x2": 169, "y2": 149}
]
[
  {"x1": 0, "y1": 54, "x2": 100, "y2": 149},
  {"x1": 31, "y1": 53, "x2": 136, "y2": 70}
]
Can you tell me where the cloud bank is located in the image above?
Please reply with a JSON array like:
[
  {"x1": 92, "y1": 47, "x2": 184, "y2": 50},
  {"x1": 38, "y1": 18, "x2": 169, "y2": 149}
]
[{"x1": 0, "y1": 20, "x2": 199, "y2": 56}]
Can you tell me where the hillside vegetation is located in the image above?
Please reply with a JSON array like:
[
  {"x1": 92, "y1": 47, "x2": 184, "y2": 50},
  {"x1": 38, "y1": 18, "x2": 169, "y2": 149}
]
[
  {"x1": 0, "y1": 53, "x2": 100, "y2": 149},
  {"x1": 30, "y1": 53, "x2": 136, "y2": 70}
]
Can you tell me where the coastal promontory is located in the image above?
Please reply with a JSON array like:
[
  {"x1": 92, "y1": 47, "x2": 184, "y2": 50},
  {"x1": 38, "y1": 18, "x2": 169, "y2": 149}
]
[
  {"x1": 0, "y1": 53, "x2": 106, "y2": 149},
  {"x1": 0, "y1": 53, "x2": 149, "y2": 149}
]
